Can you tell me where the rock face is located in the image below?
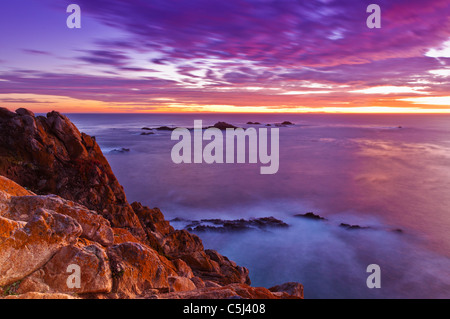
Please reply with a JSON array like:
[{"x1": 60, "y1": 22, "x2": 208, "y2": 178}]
[
  {"x1": 0, "y1": 108, "x2": 145, "y2": 240},
  {"x1": 0, "y1": 108, "x2": 303, "y2": 299}
]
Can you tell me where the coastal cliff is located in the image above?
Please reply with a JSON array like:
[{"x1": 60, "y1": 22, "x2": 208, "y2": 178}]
[{"x1": 0, "y1": 108, "x2": 303, "y2": 299}]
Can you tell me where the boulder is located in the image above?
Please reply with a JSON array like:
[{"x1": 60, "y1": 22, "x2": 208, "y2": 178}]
[
  {"x1": 168, "y1": 276, "x2": 196, "y2": 292},
  {"x1": 106, "y1": 242, "x2": 175, "y2": 298},
  {"x1": 0, "y1": 108, "x2": 146, "y2": 241},
  {"x1": 6, "y1": 194, "x2": 114, "y2": 246},
  {"x1": 0, "y1": 208, "x2": 82, "y2": 286},
  {"x1": 17, "y1": 242, "x2": 112, "y2": 295},
  {"x1": 269, "y1": 282, "x2": 304, "y2": 298}
]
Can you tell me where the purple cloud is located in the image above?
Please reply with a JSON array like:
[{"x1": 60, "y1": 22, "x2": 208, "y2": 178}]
[{"x1": 75, "y1": 0, "x2": 450, "y2": 68}]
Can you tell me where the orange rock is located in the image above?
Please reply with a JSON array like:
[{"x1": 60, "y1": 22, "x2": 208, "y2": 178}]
[
  {"x1": 0, "y1": 208, "x2": 82, "y2": 286},
  {"x1": 6, "y1": 194, "x2": 114, "y2": 246},
  {"x1": 112, "y1": 227, "x2": 141, "y2": 244},
  {"x1": 17, "y1": 242, "x2": 112, "y2": 295},
  {"x1": 168, "y1": 276, "x2": 196, "y2": 292},
  {"x1": 107, "y1": 242, "x2": 172, "y2": 298}
]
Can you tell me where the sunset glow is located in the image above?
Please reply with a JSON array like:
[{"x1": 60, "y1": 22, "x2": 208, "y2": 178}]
[{"x1": 1, "y1": 0, "x2": 450, "y2": 113}]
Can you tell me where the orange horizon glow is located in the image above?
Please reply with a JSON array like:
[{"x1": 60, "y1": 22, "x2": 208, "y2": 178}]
[{"x1": 1, "y1": 92, "x2": 449, "y2": 114}]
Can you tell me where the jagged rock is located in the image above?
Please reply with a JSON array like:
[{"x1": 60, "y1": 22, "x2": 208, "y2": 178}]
[
  {"x1": 156, "y1": 126, "x2": 176, "y2": 131},
  {"x1": 106, "y1": 242, "x2": 176, "y2": 298},
  {"x1": 172, "y1": 259, "x2": 194, "y2": 278},
  {"x1": 0, "y1": 108, "x2": 303, "y2": 300},
  {"x1": 210, "y1": 122, "x2": 238, "y2": 130},
  {"x1": 5, "y1": 194, "x2": 114, "y2": 246},
  {"x1": 2, "y1": 292, "x2": 79, "y2": 299},
  {"x1": 17, "y1": 241, "x2": 112, "y2": 295},
  {"x1": 0, "y1": 108, "x2": 146, "y2": 241},
  {"x1": 111, "y1": 227, "x2": 142, "y2": 244},
  {"x1": 269, "y1": 282, "x2": 304, "y2": 298},
  {"x1": 185, "y1": 216, "x2": 288, "y2": 232},
  {"x1": 294, "y1": 212, "x2": 327, "y2": 221},
  {"x1": 168, "y1": 276, "x2": 196, "y2": 292},
  {"x1": 109, "y1": 148, "x2": 130, "y2": 153},
  {"x1": 339, "y1": 223, "x2": 371, "y2": 230},
  {"x1": 152, "y1": 283, "x2": 301, "y2": 299},
  {"x1": 0, "y1": 208, "x2": 82, "y2": 286}
]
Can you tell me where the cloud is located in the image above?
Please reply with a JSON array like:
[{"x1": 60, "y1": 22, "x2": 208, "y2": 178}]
[
  {"x1": 77, "y1": 49, "x2": 130, "y2": 67},
  {"x1": 2, "y1": 0, "x2": 450, "y2": 111},
  {"x1": 22, "y1": 49, "x2": 52, "y2": 56},
  {"x1": 75, "y1": 0, "x2": 450, "y2": 68}
]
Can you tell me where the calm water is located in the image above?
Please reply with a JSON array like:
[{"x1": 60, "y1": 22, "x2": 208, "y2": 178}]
[{"x1": 67, "y1": 113, "x2": 450, "y2": 299}]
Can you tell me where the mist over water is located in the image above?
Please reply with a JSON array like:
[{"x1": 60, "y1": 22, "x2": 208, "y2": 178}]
[{"x1": 68, "y1": 113, "x2": 450, "y2": 298}]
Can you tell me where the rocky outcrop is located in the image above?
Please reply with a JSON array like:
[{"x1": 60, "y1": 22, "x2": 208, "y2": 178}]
[
  {"x1": 209, "y1": 122, "x2": 238, "y2": 130},
  {"x1": 0, "y1": 108, "x2": 145, "y2": 240},
  {"x1": 183, "y1": 216, "x2": 289, "y2": 232},
  {"x1": 294, "y1": 212, "x2": 327, "y2": 221},
  {"x1": 0, "y1": 108, "x2": 303, "y2": 299}
]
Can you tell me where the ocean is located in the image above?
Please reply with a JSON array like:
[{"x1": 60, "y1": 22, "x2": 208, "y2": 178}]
[{"x1": 66, "y1": 113, "x2": 450, "y2": 299}]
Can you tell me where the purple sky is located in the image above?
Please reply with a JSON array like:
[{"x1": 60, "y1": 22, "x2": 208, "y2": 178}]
[{"x1": 0, "y1": 0, "x2": 450, "y2": 112}]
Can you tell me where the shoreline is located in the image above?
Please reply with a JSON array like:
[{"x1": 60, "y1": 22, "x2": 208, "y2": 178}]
[{"x1": 0, "y1": 107, "x2": 303, "y2": 299}]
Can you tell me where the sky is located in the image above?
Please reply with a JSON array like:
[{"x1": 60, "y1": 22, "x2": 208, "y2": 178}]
[{"x1": 0, "y1": 0, "x2": 450, "y2": 113}]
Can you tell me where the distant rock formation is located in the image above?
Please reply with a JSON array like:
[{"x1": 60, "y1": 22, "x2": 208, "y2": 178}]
[
  {"x1": 156, "y1": 126, "x2": 176, "y2": 131},
  {"x1": 184, "y1": 216, "x2": 289, "y2": 232},
  {"x1": 294, "y1": 212, "x2": 327, "y2": 221},
  {"x1": 339, "y1": 223, "x2": 371, "y2": 230},
  {"x1": 0, "y1": 107, "x2": 303, "y2": 299},
  {"x1": 209, "y1": 122, "x2": 238, "y2": 130},
  {"x1": 109, "y1": 148, "x2": 131, "y2": 153}
]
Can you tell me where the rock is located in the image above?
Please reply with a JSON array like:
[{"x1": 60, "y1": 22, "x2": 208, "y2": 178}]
[
  {"x1": 156, "y1": 126, "x2": 176, "y2": 131},
  {"x1": 172, "y1": 259, "x2": 194, "y2": 278},
  {"x1": 0, "y1": 108, "x2": 304, "y2": 300},
  {"x1": 46, "y1": 111, "x2": 89, "y2": 160},
  {"x1": 0, "y1": 208, "x2": 82, "y2": 286},
  {"x1": 109, "y1": 148, "x2": 130, "y2": 154},
  {"x1": 15, "y1": 108, "x2": 35, "y2": 117},
  {"x1": 141, "y1": 127, "x2": 152, "y2": 130},
  {"x1": 111, "y1": 227, "x2": 142, "y2": 244},
  {"x1": 140, "y1": 132, "x2": 154, "y2": 135},
  {"x1": 162, "y1": 229, "x2": 205, "y2": 256},
  {"x1": 0, "y1": 108, "x2": 146, "y2": 241},
  {"x1": 294, "y1": 212, "x2": 327, "y2": 221},
  {"x1": 17, "y1": 242, "x2": 112, "y2": 295},
  {"x1": 153, "y1": 283, "x2": 300, "y2": 299},
  {"x1": 246, "y1": 122, "x2": 261, "y2": 125},
  {"x1": 168, "y1": 276, "x2": 196, "y2": 292},
  {"x1": 281, "y1": 121, "x2": 294, "y2": 125},
  {"x1": 210, "y1": 122, "x2": 238, "y2": 130},
  {"x1": 269, "y1": 282, "x2": 304, "y2": 298},
  {"x1": 107, "y1": 242, "x2": 174, "y2": 298},
  {"x1": 339, "y1": 223, "x2": 370, "y2": 230},
  {"x1": 205, "y1": 250, "x2": 250, "y2": 285},
  {"x1": 132, "y1": 202, "x2": 178, "y2": 253},
  {"x1": 186, "y1": 216, "x2": 288, "y2": 232},
  {"x1": 5, "y1": 194, "x2": 114, "y2": 246}
]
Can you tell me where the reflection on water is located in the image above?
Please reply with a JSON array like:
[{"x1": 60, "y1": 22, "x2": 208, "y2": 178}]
[{"x1": 68, "y1": 113, "x2": 450, "y2": 298}]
